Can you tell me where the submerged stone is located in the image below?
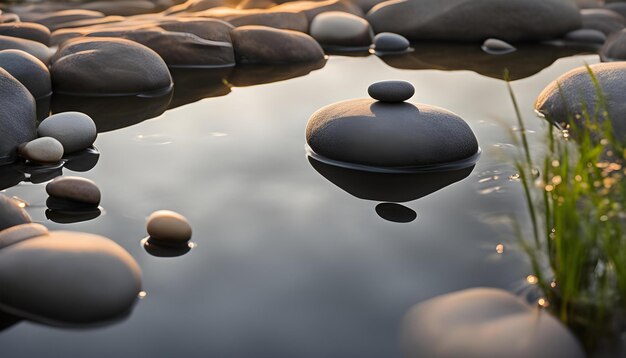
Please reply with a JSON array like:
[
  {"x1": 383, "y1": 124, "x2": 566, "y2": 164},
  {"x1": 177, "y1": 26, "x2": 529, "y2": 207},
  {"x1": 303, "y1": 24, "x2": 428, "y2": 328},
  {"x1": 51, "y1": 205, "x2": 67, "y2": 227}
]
[
  {"x1": 147, "y1": 210, "x2": 192, "y2": 244},
  {"x1": 0, "y1": 67, "x2": 36, "y2": 165},
  {"x1": 18, "y1": 137, "x2": 64, "y2": 164},
  {"x1": 306, "y1": 83, "x2": 479, "y2": 169},
  {"x1": 535, "y1": 62, "x2": 626, "y2": 137},
  {"x1": 0, "y1": 229, "x2": 142, "y2": 324},
  {"x1": 367, "y1": 80, "x2": 414, "y2": 102},
  {"x1": 0, "y1": 49, "x2": 51, "y2": 99},
  {"x1": 37, "y1": 112, "x2": 97, "y2": 153},
  {"x1": 46, "y1": 176, "x2": 101, "y2": 207},
  {"x1": 51, "y1": 37, "x2": 172, "y2": 96},
  {"x1": 373, "y1": 32, "x2": 410, "y2": 53},
  {"x1": 401, "y1": 288, "x2": 584, "y2": 358},
  {"x1": 481, "y1": 38, "x2": 516, "y2": 55},
  {"x1": 310, "y1": 11, "x2": 373, "y2": 48}
]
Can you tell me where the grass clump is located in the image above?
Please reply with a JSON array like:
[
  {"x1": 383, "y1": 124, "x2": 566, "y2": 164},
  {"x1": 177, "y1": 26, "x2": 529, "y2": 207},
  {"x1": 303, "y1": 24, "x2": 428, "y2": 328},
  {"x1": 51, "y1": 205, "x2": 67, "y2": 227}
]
[{"x1": 507, "y1": 67, "x2": 626, "y2": 351}]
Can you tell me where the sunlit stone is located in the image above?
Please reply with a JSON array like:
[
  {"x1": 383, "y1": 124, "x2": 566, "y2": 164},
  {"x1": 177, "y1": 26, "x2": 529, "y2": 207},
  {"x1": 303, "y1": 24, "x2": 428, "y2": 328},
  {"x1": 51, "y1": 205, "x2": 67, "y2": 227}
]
[{"x1": 147, "y1": 210, "x2": 192, "y2": 244}]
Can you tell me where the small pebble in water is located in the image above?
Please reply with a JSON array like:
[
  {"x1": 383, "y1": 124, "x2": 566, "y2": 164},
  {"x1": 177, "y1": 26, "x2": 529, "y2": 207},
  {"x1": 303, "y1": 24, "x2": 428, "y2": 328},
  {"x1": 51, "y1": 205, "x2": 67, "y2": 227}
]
[
  {"x1": 495, "y1": 243, "x2": 504, "y2": 254},
  {"x1": 146, "y1": 210, "x2": 192, "y2": 244}
]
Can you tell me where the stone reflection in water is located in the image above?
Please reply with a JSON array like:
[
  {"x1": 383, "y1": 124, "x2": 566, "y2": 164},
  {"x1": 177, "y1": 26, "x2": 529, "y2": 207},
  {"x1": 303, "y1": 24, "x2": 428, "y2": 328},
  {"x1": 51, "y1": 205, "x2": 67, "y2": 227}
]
[
  {"x1": 380, "y1": 43, "x2": 590, "y2": 81},
  {"x1": 168, "y1": 66, "x2": 232, "y2": 109},
  {"x1": 308, "y1": 156, "x2": 473, "y2": 223},
  {"x1": 227, "y1": 58, "x2": 327, "y2": 87},
  {"x1": 0, "y1": 194, "x2": 142, "y2": 327},
  {"x1": 142, "y1": 237, "x2": 193, "y2": 258}
]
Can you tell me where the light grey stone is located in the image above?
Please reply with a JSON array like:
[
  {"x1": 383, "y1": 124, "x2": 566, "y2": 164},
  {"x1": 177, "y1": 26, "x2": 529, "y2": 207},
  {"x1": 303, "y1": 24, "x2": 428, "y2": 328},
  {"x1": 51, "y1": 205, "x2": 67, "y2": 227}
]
[
  {"x1": 38, "y1": 112, "x2": 97, "y2": 153},
  {"x1": 18, "y1": 137, "x2": 64, "y2": 164}
]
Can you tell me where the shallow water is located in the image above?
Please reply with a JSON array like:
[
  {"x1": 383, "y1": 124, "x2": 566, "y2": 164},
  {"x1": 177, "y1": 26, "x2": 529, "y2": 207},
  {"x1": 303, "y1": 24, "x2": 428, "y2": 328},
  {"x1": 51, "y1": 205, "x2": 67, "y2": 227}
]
[{"x1": 0, "y1": 52, "x2": 602, "y2": 357}]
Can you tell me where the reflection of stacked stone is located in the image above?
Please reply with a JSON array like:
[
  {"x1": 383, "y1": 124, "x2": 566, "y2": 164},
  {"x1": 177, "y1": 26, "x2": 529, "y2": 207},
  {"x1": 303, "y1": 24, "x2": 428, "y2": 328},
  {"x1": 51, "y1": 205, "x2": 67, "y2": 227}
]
[
  {"x1": 305, "y1": 80, "x2": 480, "y2": 222},
  {"x1": 0, "y1": 194, "x2": 142, "y2": 327}
]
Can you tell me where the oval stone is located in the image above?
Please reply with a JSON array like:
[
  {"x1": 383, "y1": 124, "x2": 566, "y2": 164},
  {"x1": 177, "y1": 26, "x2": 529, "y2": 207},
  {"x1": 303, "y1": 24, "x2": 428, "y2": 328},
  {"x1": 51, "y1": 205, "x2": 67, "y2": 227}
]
[
  {"x1": 401, "y1": 288, "x2": 584, "y2": 358},
  {"x1": 18, "y1": 137, "x2": 64, "y2": 164},
  {"x1": 0, "y1": 194, "x2": 32, "y2": 232},
  {"x1": 373, "y1": 32, "x2": 410, "y2": 53},
  {"x1": 0, "y1": 35, "x2": 52, "y2": 64},
  {"x1": 46, "y1": 176, "x2": 101, "y2": 206},
  {"x1": 0, "y1": 223, "x2": 48, "y2": 250},
  {"x1": 0, "y1": 67, "x2": 36, "y2": 165},
  {"x1": 306, "y1": 98, "x2": 479, "y2": 168},
  {"x1": 38, "y1": 112, "x2": 97, "y2": 153},
  {"x1": 367, "y1": 80, "x2": 415, "y2": 102},
  {"x1": 310, "y1": 11, "x2": 373, "y2": 47},
  {"x1": 0, "y1": 49, "x2": 51, "y2": 99},
  {"x1": 0, "y1": 231, "x2": 142, "y2": 324},
  {"x1": 481, "y1": 38, "x2": 516, "y2": 55},
  {"x1": 147, "y1": 210, "x2": 192, "y2": 244}
]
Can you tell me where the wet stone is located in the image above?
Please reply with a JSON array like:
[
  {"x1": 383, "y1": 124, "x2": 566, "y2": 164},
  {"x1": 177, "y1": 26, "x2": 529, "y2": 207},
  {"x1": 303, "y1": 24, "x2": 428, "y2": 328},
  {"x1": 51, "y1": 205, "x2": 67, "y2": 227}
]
[
  {"x1": 309, "y1": 11, "x2": 373, "y2": 48},
  {"x1": 147, "y1": 210, "x2": 192, "y2": 244},
  {"x1": 564, "y1": 28, "x2": 607, "y2": 44},
  {"x1": 46, "y1": 176, "x2": 101, "y2": 207},
  {"x1": 481, "y1": 38, "x2": 516, "y2": 55},
  {"x1": 0, "y1": 194, "x2": 32, "y2": 232},
  {"x1": 18, "y1": 137, "x2": 64, "y2": 164},
  {"x1": 0, "y1": 67, "x2": 36, "y2": 165},
  {"x1": 0, "y1": 49, "x2": 51, "y2": 100},
  {"x1": 367, "y1": 80, "x2": 415, "y2": 102},
  {"x1": 373, "y1": 32, "x2": 410, "y2": 53},
  {"x1": 37, "y1": 112, "x2": 97, "y2": 154}
]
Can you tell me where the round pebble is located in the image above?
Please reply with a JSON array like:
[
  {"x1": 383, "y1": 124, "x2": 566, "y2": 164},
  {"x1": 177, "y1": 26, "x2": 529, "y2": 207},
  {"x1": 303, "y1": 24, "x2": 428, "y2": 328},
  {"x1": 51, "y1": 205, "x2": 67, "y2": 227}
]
[
  {"x1": 18, "y1": 137, "x2": 64, "y2": 164},
  {"x1": 46, "y1": 176, "x2": 101, "y2": 207},
  {"x1": 367, "y1": 80, "x2": 415, "y2": 103},
  {"x1": 373, "y1": 32, "x2": 410, "y2": 53},
  {"x1": 37, "y1": 112, "x2": 97, "y2": 154},
  {"x1": 481, "y1": 38, "x2": 516, "y2": 55},
  {"x1": 147, "y1": 210, "x2": 192, "y2": 244}
]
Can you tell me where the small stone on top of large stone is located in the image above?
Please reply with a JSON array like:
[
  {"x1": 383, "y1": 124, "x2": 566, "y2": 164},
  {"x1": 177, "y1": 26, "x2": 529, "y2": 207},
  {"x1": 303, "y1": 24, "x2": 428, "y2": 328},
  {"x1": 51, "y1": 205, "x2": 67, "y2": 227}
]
[{"x1": 368, "y1": 80, "x2": 415, "y2": 102}]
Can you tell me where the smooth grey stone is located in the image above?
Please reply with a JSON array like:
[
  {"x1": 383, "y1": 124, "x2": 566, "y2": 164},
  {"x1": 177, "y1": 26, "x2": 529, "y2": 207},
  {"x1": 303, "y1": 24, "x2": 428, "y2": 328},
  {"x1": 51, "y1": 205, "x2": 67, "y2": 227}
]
[
  {"x1": 0, "y1": 230, "x2": 142, "y2": 324},
  {"x1": 0, "y1": 35, "x2": 52, "y2": 64},
  {"x1": 51, "y1": 37, "x2": 172, "y2": 96},
  {"x1": 563, "y1": 28, "x2": 607, "y2": 44},
  {"x1": 0, "y1": 23, "x2": 50, "y2": 45},
  {"x1": 79, "y1": 1, "x2": 158, "y2": 16},
  {"x1": 18, "y1": 137, "x2": 64, "y2": 164},
  {"x1": 0, "y1": 194, "x2": 32, "y2": 232},
  {"x1": 30, "y1": 9, "x2": 105, "y2": 31},
  {"x1": 601, "y1": 29, "x2": 626, "y2": 60},
  {"x1": 606, "y1": 3, "x2": 626, "y2": 20},
  {"x1": 184, "y1": 8, "x2": 309, "y2": 33},
  {"x1": 0, "y1": 49, "x2": 51, "y2": 99},
  {"x1": 581, "y1": 8, "x2": 625, "y2": 35},
  {"x1": 306, "y1": 98, "x2": 479, "y2": 168},
  {"x1": 0, "y1": 67, "x2": 36, "y2": 165},
  {"x1": 231, "y1": 25, "x2": 324, "y2": 64},
  {"x1": 535, "y1": 62, "x2": 626, "y2": 138},
  {"x1": 367, "y1": 80, "x2": 414, "y2": 102},
  {"x1": 37, "y1": 112, "x2": 97, "y2": 153},
  {"x1": 147, "y1": 210, "x2": 192, "y2": 244},
  {"x1": 373, "y1": 32, "x2": 409, "y2": 53},
  {"x1": 481, "y1": 38, "x2": 516, "y2": 55},
  {"x1": 401, "y1": 288, "x2": 584, "y2": 358},
  {"x1": 366, "y1": 0, "x2": 581, "y2": 42},
  {"x1": 310, "y1": 11, "x2": 373, "y2": 48},
  {"x1": 46, "y1": 176, "x2": 101, "y2": 206},
  {"x1": 0, "y1": 223, "x2": 48, "y2": 250}
]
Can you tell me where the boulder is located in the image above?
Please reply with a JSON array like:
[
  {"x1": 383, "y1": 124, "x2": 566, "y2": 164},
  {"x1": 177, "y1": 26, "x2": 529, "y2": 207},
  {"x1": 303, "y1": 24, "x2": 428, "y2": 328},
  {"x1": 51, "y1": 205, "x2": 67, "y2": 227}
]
[
  {"x1": 0, "y1": 68, "x2": 36, "y2": 165},
  {"x1": 310, "y1": 11, "x2": 373, "y2": 48},
  {"x1": 0, "y1": 49, "x2": 51, "y2": 99},
  {"x1": 0, "y1": 23, "x2": 50, "y2": 45},
  {"x1": 231, "y1": 25, "x2": 324, "y2": 63}
]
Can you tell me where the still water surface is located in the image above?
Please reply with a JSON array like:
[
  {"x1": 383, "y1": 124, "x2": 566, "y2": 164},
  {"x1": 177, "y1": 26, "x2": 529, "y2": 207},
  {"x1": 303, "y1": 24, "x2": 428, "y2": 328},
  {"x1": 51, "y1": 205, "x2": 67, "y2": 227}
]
[{"x1": 0, "y1": 51, "x2": 600, "y2": 358}]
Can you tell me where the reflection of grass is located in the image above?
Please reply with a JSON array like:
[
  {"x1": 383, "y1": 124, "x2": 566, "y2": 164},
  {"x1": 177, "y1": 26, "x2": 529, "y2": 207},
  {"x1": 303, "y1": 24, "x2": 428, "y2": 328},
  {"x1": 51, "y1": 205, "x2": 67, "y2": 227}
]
[{"x1": 507, "y1": 67, "x2": 626, "y2": 350}]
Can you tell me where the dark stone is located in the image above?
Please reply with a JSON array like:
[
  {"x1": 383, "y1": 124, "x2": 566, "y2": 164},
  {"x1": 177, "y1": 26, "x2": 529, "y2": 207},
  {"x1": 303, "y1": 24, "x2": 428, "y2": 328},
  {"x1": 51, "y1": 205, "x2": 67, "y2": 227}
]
[
  {"x1": 231, "y1": 25, "x2": 324, "y2": 64},
  {"x1": 0, "y1": 194, "x2": 32, "y2": 232},
  {"x1": 46, "y1": 176, "x2": 101, "y2": 207},
  {"x1": 227, "y1": 59, "x2": 326, "y2": 86},
  {"x1": 30, "y1": 9, "x2": 105, "y2": 31},
  {"x1": 63, "y1": 147, "x2": 100, "y2": 172},
  {"x1": 581, "y1": 8, "x2": 625, "y2": 35},
  {"x1": 0, "y1": 23, "x2": 50, "y2": 45},
  {"x1": 51, "y1": 37, "x2": 173, "y2": 96},
  {"x1": 0, "y1": 49, "x2": 51, "y2": 99},
  {"x1": 606, "y1": 3, "x2": 626, "y2": 20},
  {"x1": 535, "y1": 62, "x2": 626, "y2": 138},
  {"x1": 563, "y1": 29, "x2": 607, "y2": 45},
  {"x1": 143, "y1": 238, "x2": 191, "y2": 257},
  {"x1": 306, "y1": 99, "x2": 479, "y2": 168},
  {"x1": 0, "y1": 67, "x2": 36, "y2": 165},
  {"x1": 0, "y1": 35, "x2": 51, "y2": 64},
  {"x1": 79, "y1": 1, "x2": 158, "y2": 16},
  {"x1": 601, "y1": 29, "x2": 626, "y2": 60},
  {"x1": 366, "y1": 0, "x2": 581, "y2": 42},
  {"x1": 45, "y1": 208, "x2": 101, "y2": 224},
  {"x1": 367, "y1": 80, "x2": 414, "y2": 102},
  {"x1": 375, "y1": 203, "x2": 417, "y2": 223},
  {"x1": 192, "y1": 9, "x2": 309, "y2": 32},
  {"x1": 373, "y1": 32, "x2": 410, "y2": 53}
]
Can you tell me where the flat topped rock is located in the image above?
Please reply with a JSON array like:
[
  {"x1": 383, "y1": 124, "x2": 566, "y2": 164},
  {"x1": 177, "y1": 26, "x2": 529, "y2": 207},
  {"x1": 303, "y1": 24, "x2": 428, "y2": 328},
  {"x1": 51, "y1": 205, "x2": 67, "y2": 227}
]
[
  {"x1": 368, "y1": 80, "x2": 414, "y2": 102},
  {"x1": 306, "y1": 98, "x2": 479, "y2": 169},
  {"x1": 401, "y1": 288, "x2": 584, "y2": 358}
]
